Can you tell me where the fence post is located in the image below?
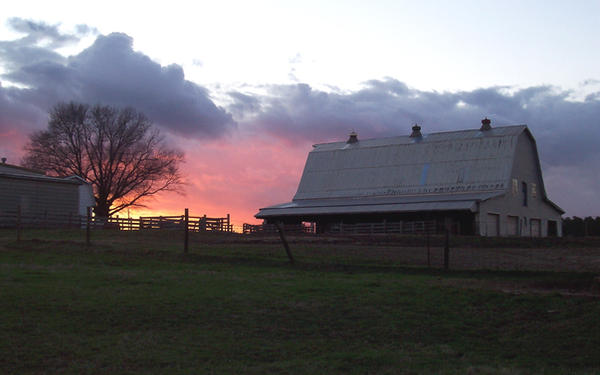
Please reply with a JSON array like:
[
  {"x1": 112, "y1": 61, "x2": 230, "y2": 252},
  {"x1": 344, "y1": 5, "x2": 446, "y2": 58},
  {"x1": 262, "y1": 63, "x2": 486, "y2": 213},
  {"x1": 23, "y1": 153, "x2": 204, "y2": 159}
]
[
  {"x1": 276, "y1": 222, "x2": 295, "y2": 265},
  {"x1": 16, "y1": 204, "x2": 22, "y2": 242},
  {"x1": 444, "y1": 226, "x2": 450, "y2": 270},
  {"x1": 184, "y1": 208, "x2": 189, "y2": 254},
  {"x1": 86, "y1": 206, "x2": 91, "y2": 248},
  {"x1": 426, "y1": 226, "x2": 431, "y2": 268}
]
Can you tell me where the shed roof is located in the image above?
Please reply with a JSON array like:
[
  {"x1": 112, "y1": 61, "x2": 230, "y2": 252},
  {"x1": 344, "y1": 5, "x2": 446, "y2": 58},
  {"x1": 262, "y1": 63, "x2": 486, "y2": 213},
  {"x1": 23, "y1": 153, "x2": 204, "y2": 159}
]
[
  {"x1": 0, "y1": 172, "x2": 83, "y2": 185},
  {"x1": 0, "y1": 163, "x2": 89, "y2": 185},
  {"x1": 0, "y1": 162, "x2": 46, "y2": 177}
]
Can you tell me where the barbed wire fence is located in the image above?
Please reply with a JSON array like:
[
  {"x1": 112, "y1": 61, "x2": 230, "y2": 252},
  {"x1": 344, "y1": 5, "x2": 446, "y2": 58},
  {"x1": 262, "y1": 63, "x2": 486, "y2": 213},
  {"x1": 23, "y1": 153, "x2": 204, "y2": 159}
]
[{"x1": 2, "y1": 208, "x2": 600, "y2": 272}]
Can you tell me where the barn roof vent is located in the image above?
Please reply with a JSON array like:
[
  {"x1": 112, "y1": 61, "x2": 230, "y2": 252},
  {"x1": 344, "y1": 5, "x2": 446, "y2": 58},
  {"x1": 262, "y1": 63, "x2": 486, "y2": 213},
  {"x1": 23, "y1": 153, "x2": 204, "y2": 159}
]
[
  {"x1": 480, "y1": 117, "x2": 492, "y2": 131},
  {"x1": 410, "y1": 124, "x2": 422, "y2": 138},
  {"x1": 347, "y1": 130, "x2": 358, "y2": 144}
]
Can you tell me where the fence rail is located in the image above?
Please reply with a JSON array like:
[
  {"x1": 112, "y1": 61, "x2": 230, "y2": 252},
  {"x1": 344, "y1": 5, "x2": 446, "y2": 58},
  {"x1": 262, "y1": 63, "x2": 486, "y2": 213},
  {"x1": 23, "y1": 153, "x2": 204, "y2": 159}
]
[
  {"x1": 243, "y1": 220, "x2": 441, "y2": 235},
  {"x1": 0, "y1": 209, "x2": 233, "y2": 232},
  {"x1": 139, "y1": 214, "x2": 232, "y2": 232},
  {"x1": 329, "y1": 220, "x2": 438, "y2": 235},
  {"x1": 243, "y1": 223, "x2": 315, "y2": 235}
]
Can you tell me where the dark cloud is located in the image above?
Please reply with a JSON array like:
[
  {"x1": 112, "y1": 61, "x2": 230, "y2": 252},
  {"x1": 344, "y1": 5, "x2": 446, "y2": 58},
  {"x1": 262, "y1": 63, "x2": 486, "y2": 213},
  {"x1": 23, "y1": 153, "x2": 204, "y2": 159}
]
[
  {"x1": 236, "y1": 79, "x2": 600, "y2": 167},
  {"x1": 0, "y1": 20, "x2": 235, "y2": 139},
  {"x1": 228, "y1": 91, "x2": 261, "y2": 118}
]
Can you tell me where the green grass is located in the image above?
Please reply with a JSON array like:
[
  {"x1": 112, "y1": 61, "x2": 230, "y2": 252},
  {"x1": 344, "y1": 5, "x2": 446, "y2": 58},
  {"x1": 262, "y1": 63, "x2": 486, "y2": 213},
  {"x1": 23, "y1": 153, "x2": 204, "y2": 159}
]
[{"x1": 1, "y1": 230, "x2": 599, "y2": 374}]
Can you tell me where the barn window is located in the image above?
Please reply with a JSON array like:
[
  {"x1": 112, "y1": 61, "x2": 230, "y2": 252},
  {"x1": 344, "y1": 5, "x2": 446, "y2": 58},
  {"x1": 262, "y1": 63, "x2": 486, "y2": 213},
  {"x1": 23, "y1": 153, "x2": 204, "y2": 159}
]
[
  {"x1": 512, "y1": 178, "x2": 518, "y2": 195},
  {"x1": 531, "y1": 183, "x2": 537, "y2": 198},
  {"x1": 522, "y1": 182, "x2": 528, "y2": 206}
]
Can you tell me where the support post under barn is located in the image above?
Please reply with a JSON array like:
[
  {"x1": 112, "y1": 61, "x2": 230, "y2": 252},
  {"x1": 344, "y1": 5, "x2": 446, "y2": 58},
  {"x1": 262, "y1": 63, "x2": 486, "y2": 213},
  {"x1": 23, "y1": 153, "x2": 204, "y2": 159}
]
[{"x1": 276, "y1": 222, "x2": 295, "y2": 265}]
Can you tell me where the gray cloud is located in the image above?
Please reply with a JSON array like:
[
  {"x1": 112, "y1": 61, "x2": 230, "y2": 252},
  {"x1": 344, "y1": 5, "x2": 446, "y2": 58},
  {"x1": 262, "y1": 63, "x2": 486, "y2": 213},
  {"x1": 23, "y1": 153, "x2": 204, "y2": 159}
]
[
  {"x1": 0, "y1": 18, "x2": 97, "y2": 72},
  {"x1": 0, "y1": 20, "x2": 235, "y2": 139},
  {"x1": 228, "y1": 91, "x2": 261, "y2": 118},
  {"x1": 235, "y1": 79, "x2": 600, "y2": 166}
]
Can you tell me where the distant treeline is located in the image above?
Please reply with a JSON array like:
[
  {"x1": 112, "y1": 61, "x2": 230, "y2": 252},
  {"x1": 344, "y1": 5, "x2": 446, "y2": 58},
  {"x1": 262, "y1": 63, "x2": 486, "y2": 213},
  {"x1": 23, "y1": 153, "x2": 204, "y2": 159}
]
[{"x1": 562, "y1": 217, "x2": 600, "y2": 236}]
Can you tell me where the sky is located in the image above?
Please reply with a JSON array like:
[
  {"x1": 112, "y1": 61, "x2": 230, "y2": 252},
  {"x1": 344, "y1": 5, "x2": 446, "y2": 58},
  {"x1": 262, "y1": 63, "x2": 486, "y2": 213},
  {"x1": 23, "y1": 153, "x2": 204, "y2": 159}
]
[{"x1": 1, "y1": 1, "x2": 600, "y2": 228}]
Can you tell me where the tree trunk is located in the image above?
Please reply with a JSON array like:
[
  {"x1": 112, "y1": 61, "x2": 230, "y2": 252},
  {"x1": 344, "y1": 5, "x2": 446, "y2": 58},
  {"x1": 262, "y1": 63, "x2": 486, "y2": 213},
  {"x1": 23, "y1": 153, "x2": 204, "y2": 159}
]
[{"x1": 94, "y1": 201, "x2": 110, "y2": 218}]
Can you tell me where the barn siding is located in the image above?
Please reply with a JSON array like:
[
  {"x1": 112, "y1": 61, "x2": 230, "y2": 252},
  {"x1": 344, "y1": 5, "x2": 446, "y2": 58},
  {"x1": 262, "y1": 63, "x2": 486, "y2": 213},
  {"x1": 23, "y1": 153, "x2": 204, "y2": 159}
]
[{"x1": 0, "y1": 176, "x2": 80, "y2": 216}]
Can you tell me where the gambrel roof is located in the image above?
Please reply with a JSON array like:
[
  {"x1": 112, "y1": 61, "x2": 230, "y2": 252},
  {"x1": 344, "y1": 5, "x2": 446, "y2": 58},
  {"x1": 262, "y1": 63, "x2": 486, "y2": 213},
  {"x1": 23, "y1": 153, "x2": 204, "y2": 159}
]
[{"x1": 256, "y1": 124, "x2": 562, "y2": 219}]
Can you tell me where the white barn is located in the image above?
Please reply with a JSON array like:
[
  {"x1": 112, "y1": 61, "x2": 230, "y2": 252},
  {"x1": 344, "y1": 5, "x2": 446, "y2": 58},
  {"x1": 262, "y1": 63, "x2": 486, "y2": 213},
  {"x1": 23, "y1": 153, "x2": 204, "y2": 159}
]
[{"x1": 256, "y1": 119, "x2": 563, "y2": 237}]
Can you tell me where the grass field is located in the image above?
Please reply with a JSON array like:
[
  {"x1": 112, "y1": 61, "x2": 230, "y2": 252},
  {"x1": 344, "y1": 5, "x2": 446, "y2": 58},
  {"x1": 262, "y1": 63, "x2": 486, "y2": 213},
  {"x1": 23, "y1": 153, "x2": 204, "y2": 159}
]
[{"x1": 1, "y1": 229, "x2": 599, "y2": 374}]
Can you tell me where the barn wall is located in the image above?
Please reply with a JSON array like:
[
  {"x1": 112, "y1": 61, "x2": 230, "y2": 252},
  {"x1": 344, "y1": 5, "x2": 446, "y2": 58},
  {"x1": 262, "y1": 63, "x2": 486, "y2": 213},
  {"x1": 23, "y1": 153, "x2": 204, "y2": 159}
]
[
  {"x1": 477, "y1": 132, "x2": 562, "y2": 237},
  {"x1": 0, "y1": 176, "x2": 80, "y2": 216}
]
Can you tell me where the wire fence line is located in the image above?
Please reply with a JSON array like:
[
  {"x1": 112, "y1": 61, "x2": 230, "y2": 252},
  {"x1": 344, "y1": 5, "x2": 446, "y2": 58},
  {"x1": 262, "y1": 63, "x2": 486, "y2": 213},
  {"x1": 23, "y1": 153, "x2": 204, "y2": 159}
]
[{"x1": 2, "y1": 208, "x2": 600, "y2": 273}]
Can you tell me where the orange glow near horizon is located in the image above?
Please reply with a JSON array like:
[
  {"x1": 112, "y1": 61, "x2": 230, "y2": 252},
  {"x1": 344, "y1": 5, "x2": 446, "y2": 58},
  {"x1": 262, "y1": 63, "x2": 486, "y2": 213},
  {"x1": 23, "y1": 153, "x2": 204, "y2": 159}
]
[{"x1": 119, "y1": 132, "x2": 310, "y2": 230}]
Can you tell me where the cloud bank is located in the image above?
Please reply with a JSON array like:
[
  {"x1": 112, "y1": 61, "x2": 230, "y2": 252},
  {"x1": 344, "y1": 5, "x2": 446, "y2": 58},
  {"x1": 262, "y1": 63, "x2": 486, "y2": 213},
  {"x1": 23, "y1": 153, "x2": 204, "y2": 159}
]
[
  {"x1": 0, "y1": 18, "x2": 234, "y2": 143},
  {"x1": 235, "y1": 80, "x2": 600, "y2": 169}
]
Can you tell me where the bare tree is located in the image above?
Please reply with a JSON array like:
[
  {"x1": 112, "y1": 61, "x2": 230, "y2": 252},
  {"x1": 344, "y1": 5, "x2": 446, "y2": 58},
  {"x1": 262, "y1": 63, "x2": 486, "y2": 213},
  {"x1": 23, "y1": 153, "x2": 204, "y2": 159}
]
[{"x1": 23, "y1": 102, "x2": 184, "y2": 217}]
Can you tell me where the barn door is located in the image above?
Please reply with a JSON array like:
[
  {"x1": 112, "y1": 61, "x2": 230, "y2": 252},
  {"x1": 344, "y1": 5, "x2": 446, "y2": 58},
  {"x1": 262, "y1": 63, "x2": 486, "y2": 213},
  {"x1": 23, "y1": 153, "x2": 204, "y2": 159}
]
[
  {"x1": 507, "y1": 216, "x2": 518, "y2": 236},
  {"x1": 530, "y1": 219, "x2": 541, "y2": 237},
  {"x1": 486, "y1": 213, "x2": 500, "y2": 236}
]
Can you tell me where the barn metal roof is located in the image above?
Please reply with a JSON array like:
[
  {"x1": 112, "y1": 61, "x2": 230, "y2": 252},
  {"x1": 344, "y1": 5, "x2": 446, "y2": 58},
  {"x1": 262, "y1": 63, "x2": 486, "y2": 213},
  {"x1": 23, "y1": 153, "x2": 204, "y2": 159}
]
[
  {"x1": 256, "y1": 191, "x2": 502, "y2": 218},
  {"x1": 294, "y1": 125, "x2": 526, "y2": 200}
]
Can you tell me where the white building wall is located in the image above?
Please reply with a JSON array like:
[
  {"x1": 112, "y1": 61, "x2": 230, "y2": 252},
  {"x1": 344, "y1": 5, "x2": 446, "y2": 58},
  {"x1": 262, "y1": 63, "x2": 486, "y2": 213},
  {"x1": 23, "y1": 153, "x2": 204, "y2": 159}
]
[
  {"x1": 477, "y1": 132, "x2": 562, "y2": 237},
  {"x1": 77, "y1": 183, "x2": 95, "y2": 216}
]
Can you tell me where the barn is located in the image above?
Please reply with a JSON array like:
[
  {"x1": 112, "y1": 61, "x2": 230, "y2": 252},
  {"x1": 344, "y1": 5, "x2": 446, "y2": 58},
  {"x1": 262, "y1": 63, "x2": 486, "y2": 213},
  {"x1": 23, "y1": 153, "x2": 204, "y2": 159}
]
[
  {"x1": 0, "y1": 161, "x2": 95, "y2": 219},
  {"x1": 256, "y1": 119, "x2": 563, "y2": 237}
]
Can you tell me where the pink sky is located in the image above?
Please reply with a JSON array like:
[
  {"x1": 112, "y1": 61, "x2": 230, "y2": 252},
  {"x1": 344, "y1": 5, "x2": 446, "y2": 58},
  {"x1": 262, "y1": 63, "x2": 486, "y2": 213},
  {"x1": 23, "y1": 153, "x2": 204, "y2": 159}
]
[{"x1": 110, "y1": 133, "x2": 311, "y2": 230}]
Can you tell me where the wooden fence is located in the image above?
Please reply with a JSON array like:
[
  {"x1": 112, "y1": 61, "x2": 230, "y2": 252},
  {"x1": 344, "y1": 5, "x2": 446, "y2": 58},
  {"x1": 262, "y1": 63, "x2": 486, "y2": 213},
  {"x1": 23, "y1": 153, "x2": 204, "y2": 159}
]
[
  {"x1": 243, "y1": 223, "x2": 315, "y2": 235},
  {"x1": 242, "y1": 220, "x2": 438, "y2": 235},
  {"x1": 329, "y1": 220, "x2": 438, "y2": 235},
  {"x1": 0, "y1": 209, "x2": 232, "y2": 232},
  {"x1": 139, "y1": 214, "x2": 232, "y2": 232}
]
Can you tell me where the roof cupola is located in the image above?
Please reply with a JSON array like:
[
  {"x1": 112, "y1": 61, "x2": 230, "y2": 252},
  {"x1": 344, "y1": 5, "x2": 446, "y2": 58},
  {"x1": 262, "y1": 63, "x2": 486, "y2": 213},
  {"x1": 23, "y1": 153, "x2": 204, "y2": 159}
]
[
  {"x1": 347, "y1": 130, "x2": 358, "y2": 144},
  {"x1": 410, "y1": 124, "x2": 422, "y2": 138},
  {"x1": 480, "y1": 117, "x2": 492, "y2": 131}
]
